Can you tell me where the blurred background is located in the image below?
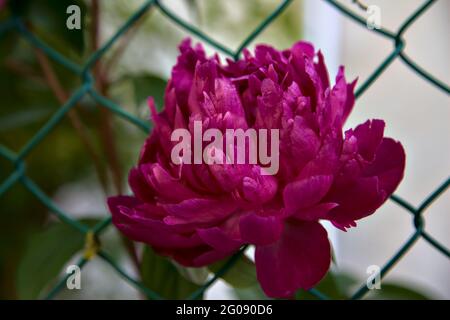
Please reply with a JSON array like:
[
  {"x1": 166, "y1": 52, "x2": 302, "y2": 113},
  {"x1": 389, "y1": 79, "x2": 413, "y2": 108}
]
[{"x1": 0, "y1": 0, "x2": 448, "y2": 299}]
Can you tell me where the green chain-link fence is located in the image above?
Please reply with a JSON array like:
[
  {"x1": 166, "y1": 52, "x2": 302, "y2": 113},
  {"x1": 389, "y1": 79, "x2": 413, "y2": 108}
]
[{"x1": 0, "y1": 0, "x2": 448, "y2": 300}]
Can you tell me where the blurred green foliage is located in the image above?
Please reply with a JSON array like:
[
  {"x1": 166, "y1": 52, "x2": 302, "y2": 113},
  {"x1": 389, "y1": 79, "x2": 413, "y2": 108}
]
[
  {"x1": 16, "y1": 219, "x2": 99, "y2": 299},
  {"x1": 234, "y1": 270, "x2": 433, "y2": 300},
  {"x1": 141, "y1": 246, "x2": 202, "y2": 299},
  {"x1": 1, "y1": 1, "x2": 84, "y2": 299},
  {"x1": 209, "y1": 254, "x2": 257, "y2": 289}
]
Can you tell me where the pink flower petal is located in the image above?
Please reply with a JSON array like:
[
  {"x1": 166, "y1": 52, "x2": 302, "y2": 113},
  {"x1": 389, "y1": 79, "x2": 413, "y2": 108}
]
[
  {"x1": 239, "y1": 211, "x2": 284, "y2": 245},
  {"x1": 326, "y1": 176, "x2": 385, "y2": 230},
  {"x1": 163, "y1": 198, "x2": 237, "y2": 225},
  {"x1": 197, "y1": 227, "x2": 243, "y2": 253},
  {"x1": 255, "y1": 221, "x2": 331, "y2": 297},
  {"x1": 283, "y1": 175, "x2": 333, "y2": 215},
  {"x1": 363, "y1": 137, "x2": 406, "y2": 195},
  {"x1": 293, "y1": 202, "x2": 339, "y2": 221},
  {"x1": 108, "y1": 196, "x2": 201, "y2": 248}
]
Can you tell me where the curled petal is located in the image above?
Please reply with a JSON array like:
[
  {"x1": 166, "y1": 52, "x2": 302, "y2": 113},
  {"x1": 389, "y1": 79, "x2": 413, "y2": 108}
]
[
  {"x1": 128, "y1": 167, "x2": 155, "y2": 203},
  {"x1": 293, "y1": 202, "x2": 339, "y2": 221},
  {"x1": 326, "y1": 134, "x2": 405, "y2": 230},
  {"x1": 283, "y1": 175, "x2": 333, "y2": 215},
  {"x1": 171, "y1": 38, "x2": 206, "y2": 110},
  {"x1": 108, "y1": 196, "x2": 201, "y2": 249},
  {"x1": 241, "y1": 171, "x2": 278, "y2": 204},
  {"x1": 163, "y1": 198, "x2": 237, "y2": 226},
  {"x1": 351, "y1": 119, "x2": 385, "y2": 162},
  {"x1": 363, "y1": 137, "x2": 406, "y2": 196},
  {"x1": 141, "y1": 163, "x2": 199, "y2": 202},
  {"x1": 197, "y1": 227, "x2": 243, "y2": 253},
  {"x1": 326, "y1": 176, "x2": 385, "y2": 230}
]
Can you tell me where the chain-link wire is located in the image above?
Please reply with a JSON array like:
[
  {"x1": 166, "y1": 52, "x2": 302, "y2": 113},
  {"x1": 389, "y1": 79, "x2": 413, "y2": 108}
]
[{"x1": 0, "y1": 0, "x2": 448, "y2": 300}]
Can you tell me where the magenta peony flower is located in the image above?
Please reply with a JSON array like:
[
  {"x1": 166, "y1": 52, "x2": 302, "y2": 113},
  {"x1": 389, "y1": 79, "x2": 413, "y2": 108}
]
[{"x1": 108, "y1": 38, "x2": 405, "y2": 298}]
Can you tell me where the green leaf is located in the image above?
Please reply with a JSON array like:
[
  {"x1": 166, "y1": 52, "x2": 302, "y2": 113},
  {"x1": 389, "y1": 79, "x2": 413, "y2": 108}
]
[
  {"x1": 174, "y1": 263, "x2": 209, "y2": 285},
  {"x1": 0, "y1": 108, "x2": 53, "y2": 132},
  {"x1": 209, "y1": 254, "x2": 257, "y2": 288},
  {"x1": 334, "y1": 272, "x2": 359, "y2": 296},
  {"x1": 366, "y1": 283, "x2": 432, "y2": 300},
  {"x1": 141, "y1": 246, "x2": 201, "y2": 299},
  {"x1": 132, "y1": 74, "x2": 167, "y2": 111},
  {"x1": 234, "y1": 284, "x2": 269, "y2": 300},
  {"x1": 16, "y1": 222, "x2": 85, "y2": 299},
  {"x1": 296, "y1": 271, "x2": 358, "y2": 300}
]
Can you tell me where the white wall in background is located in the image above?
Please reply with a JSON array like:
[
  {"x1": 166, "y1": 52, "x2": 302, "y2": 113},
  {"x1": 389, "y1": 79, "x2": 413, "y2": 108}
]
[{"x1": 304, "y1": 0, "x2": 449, "y2": 298}]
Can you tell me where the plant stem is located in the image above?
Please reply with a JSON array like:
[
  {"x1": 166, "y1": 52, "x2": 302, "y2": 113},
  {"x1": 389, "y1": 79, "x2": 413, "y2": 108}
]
[
  {"x1": 91, "y1": 0, "x2": 123, "y2": 195},
  {"x1": 91, "y1": 0, "x2": 140, "y2": 274},
  {"x1": 33, "y1": 47, "x2": 109, "y2": 193},
  {"x1": 101, "y1": 6, "x2": 153, "y2": 85}
]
